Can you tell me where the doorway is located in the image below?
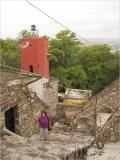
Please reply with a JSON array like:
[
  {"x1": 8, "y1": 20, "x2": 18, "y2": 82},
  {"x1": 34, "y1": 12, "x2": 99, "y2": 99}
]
[
  {"x1": 5, "y1": 107, "x2": 15, "y2": 133},
  {"x1": 29, "y1": 65, "x2": 33, "y2": 73}
]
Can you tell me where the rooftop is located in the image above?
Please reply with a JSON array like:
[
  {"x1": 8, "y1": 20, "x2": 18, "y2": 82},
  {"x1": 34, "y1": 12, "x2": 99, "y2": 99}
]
[
  {"x1": 0, "y1": 65, "x2": 44, "y2": 86},
  {"x1": 64, "y1": 88, "x2": 91, "y2": 100}
]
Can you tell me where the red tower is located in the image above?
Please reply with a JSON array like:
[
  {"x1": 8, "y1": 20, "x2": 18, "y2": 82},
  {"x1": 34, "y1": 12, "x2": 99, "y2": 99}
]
[{"x1": 20, "y1": 38, "x2": 49, "y2": 77}]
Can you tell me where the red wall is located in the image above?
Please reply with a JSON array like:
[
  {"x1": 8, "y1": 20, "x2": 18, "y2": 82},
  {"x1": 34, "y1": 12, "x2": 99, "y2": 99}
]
[{"x1": 20, "y1": 38, "x2": 49, "y2": 76}]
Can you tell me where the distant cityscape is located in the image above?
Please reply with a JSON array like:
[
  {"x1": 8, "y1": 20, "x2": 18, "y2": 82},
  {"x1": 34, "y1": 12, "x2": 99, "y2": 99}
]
[{"x1": 90, "y1": 39, "x2": 120, "y2": 52}]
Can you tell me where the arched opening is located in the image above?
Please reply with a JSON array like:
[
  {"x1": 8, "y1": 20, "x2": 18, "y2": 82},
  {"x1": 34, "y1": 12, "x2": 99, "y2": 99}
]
[
  {"x1": 29, "y1": 65, "x2": 33, "y2": 73},
  {"x1": 5, "y1": 107, "x2": 16, "y2": 133}
]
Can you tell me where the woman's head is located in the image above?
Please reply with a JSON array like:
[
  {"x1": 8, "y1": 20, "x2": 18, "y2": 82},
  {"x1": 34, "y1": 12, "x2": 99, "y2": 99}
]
[{"x1": 41, "y1": 110, "x2": 47, "y2": 116}]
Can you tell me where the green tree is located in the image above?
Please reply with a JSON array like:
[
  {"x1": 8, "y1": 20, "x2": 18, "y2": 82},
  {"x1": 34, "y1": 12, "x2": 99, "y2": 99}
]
[
  {"x1": 18, "y1": 29, "x2": 32, "y2": 39},
  {"x1": 0, "y1": 38, "x2": 20, "y2": 68},
  {"x1": 49, "y1": 30, "x2": 81, "y2": 69},
  {"x1": 77, "y1": 44, "x2": 119, "y2": 94},
  {"x1": 49, "y1": 30, "x2": 82, "y2": 91},
  {"x1": 49, "y1": 30, "x2": 119, "y2": 94},
  {"x1": 65, "y1": 65, "x2": 88, "y2": 89},
  {"x1": 18, "y1": 29, "x2": 40, "y2": 39}
]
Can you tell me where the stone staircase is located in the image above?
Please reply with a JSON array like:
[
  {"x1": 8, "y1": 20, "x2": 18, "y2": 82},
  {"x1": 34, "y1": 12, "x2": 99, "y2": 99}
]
[{"x1": 0, "y1": 133, "x2": 94, "y2": 160}]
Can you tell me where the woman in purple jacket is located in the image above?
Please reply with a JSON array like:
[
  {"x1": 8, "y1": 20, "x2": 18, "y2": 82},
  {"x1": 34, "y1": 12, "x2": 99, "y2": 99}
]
[{"x1": 38, "y1": 111, "x2": 49, "y2": 141}]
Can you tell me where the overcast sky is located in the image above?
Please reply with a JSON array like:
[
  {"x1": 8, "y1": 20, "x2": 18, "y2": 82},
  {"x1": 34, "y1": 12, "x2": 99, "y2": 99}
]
[{"x1": 0, "y1": 0, "x2": 120, "y2": 41}]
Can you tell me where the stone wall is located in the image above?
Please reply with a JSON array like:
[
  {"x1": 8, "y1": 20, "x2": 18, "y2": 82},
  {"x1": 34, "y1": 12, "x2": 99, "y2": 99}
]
[
  {"x1": 97, "y1": 107, "x2": 120, "y2": 142},
  {"x1": 84, "y1": 78, "x2": 120, "y2": 142},
  {"x1": 85, "y1": 78, "x2": 120, "y2": 112},
  {"x1": 43, "y1": 78, "x2": 58, "y2": 116},
  {"x1": 28, "y1": 77, "x2": 58, "y2": 116},
  {"x1": 28, "y1": 77, "x2": 48, "y2": 100},
  {"x1": 56, "y1": 103, "x2": 96, "y2": 136},
  {"x1": 0, "y1": 83, "x2": 50, "y2": 137},
  {"x1": 0, "y1": 68, "x2": 58, "y2": 137},
  {"x1": 57, "y1": 104, "x2": 84, "y2": 120}
]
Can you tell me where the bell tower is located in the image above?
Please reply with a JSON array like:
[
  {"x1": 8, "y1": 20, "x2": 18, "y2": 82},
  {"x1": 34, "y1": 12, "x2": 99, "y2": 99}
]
[{"x1": 20, "y1": 25, "x2": 49, "y2": 77}]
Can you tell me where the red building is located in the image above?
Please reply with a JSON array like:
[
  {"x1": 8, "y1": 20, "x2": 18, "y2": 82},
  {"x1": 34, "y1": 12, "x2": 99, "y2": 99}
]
[{"x1": 20, "y1": 38, "x2": 49, "y2": 77}]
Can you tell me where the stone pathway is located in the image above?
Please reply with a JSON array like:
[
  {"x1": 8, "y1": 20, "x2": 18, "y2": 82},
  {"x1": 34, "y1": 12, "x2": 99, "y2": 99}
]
[
  {"x1": 0, "y1": 133, "x2": 94, "y2": 160},
  {"x1": 87, "y1": 142, "x2": 120, "y2": 160}
]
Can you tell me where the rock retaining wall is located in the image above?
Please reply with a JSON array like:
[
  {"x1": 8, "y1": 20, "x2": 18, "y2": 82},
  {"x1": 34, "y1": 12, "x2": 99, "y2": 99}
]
[
  {"x1": 0, "y1": 83, "x2": 50, "y2": 137},
  {"x1": 85, "y1": 78, "x2": 120, "y2": 112}
]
